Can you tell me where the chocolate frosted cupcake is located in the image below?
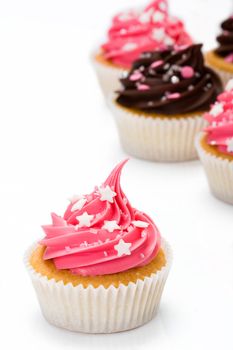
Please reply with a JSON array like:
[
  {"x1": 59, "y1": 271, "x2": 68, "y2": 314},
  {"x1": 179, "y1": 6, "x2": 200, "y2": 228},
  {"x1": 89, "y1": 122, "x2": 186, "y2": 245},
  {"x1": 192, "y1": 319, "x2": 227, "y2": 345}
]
[
  {"x1": 109, "y1": 44, "x2": 222, "y2": 162},
  {"x1": 196, "y1": 80, "x2": 233, "y2": 204},
  {"x1": 206, "y1": 16, "x2": 233, "y2": 84}
]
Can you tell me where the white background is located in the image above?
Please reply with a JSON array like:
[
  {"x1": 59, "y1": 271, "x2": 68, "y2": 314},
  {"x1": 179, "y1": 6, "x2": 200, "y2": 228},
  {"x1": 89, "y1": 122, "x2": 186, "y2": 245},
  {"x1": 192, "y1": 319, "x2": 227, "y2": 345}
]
[{"x1": 0, "y1": 0, "x2": 233, "y2": 349}]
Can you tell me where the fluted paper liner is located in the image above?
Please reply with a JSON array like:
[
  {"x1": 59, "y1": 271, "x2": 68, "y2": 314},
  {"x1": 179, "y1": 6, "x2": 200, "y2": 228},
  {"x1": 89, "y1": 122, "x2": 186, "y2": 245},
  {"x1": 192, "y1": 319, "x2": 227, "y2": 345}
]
[
  {"x1": 91, "y1": 50, "x2": 127, "y2": 98},
  {"x1": 196, "y1": 132, "x2": 233, "y2": 205},
  {"x1": 109, "y1": 98, "x2": 206, "y2": 162},
  {"x1": 25, "y1": 239, "x2": 172, "y2": 333}
]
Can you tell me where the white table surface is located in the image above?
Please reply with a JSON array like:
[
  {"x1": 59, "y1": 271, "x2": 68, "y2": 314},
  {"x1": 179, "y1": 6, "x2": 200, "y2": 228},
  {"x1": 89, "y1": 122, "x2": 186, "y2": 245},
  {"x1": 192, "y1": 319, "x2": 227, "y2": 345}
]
[{"x1": 0, "y1": 1, "x2": 232, "y2": 349}]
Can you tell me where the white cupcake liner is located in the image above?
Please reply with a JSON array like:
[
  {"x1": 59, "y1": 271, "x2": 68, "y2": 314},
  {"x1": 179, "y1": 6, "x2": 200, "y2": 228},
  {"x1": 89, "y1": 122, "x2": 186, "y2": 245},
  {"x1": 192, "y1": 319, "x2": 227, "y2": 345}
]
[
  {"x1": 25, "y1": 239, "x2": 172, "y2": 334},
  {"x1": 196, "y1": 132, "x2": 233, "y2": 205},
  {"x1": 109, "y1": 98, "x2": 207, "y2": 162},
  {"x1": 91, "y1": 50, "x2": 127, "y2": 98}
]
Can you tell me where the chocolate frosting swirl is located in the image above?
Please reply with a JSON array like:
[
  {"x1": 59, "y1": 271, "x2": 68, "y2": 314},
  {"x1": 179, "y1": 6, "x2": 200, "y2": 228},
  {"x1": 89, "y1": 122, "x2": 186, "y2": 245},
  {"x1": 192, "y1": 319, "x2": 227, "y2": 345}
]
[
  {"x1": 116, "y1": 44, "x2": 222, "y2": 115},
  {"x1": 215, "y1": 17, "x2": 233, "y2": 57}
]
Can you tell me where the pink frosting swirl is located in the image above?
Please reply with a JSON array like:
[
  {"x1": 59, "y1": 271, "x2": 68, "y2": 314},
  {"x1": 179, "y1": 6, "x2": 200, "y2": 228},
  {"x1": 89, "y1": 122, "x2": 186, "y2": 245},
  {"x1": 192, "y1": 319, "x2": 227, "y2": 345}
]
[
  {"x1": 101, "y1": 0, "x2": 192, "y2": 68},
  {"x1": 204, "y1": 80, "x2": 233, "y2": 156},
  {"x1": 40, "y1": 160, "x2": 161, "y2": 276}
]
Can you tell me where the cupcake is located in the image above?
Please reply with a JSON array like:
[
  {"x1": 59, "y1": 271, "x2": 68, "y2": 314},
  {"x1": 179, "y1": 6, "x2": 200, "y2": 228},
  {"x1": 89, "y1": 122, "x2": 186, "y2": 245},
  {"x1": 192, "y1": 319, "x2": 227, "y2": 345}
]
[
  {"x1": 206, "y1": 16, "x2": 233, "y2": 85},
  {"x1": 109, "y1": 44, "x2": 223, "y2": 162},
  {"x1": 92, "y1": 0, "x2": 192, "y2": 97},
  {"x1": 25, "y1": 160, "x2": 172, "y2": 333},
  {"x1": 196, "y1": 79, "x2": 233, "y2": 205}
]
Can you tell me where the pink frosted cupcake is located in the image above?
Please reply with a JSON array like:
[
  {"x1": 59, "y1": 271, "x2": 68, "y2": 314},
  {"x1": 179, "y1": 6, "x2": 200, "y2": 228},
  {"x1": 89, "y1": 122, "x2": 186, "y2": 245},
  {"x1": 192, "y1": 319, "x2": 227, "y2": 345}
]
[
  {"x1": 92, "y1": 0, "x2": 192, "y2": 97},
  {"x1": 25, "y1": 160, "x2": 172, "y2": 333},
  {"x1": 196, "y1": 79, "x2": 233, "y2": 204},
  {"x1": 206, "y1": 16, "x2": 233, "y2": 85}
]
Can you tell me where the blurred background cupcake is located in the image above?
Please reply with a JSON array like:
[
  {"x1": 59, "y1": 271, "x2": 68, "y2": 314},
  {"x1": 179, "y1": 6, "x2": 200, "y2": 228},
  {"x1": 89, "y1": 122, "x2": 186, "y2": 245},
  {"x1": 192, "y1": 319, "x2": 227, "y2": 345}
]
[
  {"x1": 25, "y1": 160, "x2": 172, "y2": 333},
  {"x1": 196, "y1": 79, "x2": 233, "y2": 204},
  {"x1": 92, "y1": 0, "x2": 192, "y2": 98},
  {"x1": 109, "y1": 44, "x2": 222, "y2": 162},
  {"x1": 206, "y1": 16, "x2": 233, "y2": 85}
]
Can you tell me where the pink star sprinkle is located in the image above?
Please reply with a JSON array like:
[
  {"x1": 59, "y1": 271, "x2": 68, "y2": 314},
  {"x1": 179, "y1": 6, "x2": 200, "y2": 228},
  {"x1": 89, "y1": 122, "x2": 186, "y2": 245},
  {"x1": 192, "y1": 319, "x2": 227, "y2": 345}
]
[
  {"x1": 167, "y1": 92, "x2": 181, "y2": 99},
  {"x1": 181, "y1": 66, "x2": 194, "y2": 79},
  {"x1": 130, "y1": 72, "x2": 143, "y2": 81},
  {"x1": 174, "y1": 44, "x2": 189, "y2": 52},
  {"x1": 225, "y1": 54, "x2": 233, "y2": 63},
  {"x1": 137, "y1": 84, "x2": 150, "y2": 91},
  {"x1": 150, "y1": 60, "x2": 164, "y2": 68}
]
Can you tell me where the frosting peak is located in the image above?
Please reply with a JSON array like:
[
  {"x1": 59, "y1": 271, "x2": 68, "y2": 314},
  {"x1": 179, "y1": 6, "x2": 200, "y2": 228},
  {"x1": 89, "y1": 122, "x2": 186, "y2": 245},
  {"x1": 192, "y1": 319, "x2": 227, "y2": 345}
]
[
  {"x1": 41, "y1": 160, "x2": 161, "y2": 276},
  {"x1": 215, "y1": 16, "x2": 233, "y2": 62},
  {"x1": 101, "y1": 0, "x2": 192, "y2": 68},
  {"x1": 204, "y1": 79, "x2": 233, "y2": 156},
  {"x1": 116, "y1": 44, "x2": 223, "y2": 115}
]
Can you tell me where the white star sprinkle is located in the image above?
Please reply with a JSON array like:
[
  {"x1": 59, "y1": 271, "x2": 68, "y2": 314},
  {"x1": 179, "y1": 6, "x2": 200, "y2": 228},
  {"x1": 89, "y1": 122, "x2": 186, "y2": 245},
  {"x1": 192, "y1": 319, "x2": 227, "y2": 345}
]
[
  {"x1": 127, "y1": 225, "x2": 133, "y2": 232},
  {"x1": 114, "y1": 239, "x2": 132, "y2": 257},
  {"x1": 210, "y1": 140, "x2": 216, "y2": 145},
  {"x1": 164, "y1": 36, "x2": 174, "y2": 46},
  {"x1": 151, "y1": 28, "x2": 165, "y2": 41},
  {"x1": 76, "y1": 212, "x2": 94, "y2": 228},
  {"x1": 141, "y1": 230, "x2": 147, "y2": 238},
  {"x1": 210, "y1": 103, "x2": 224, "y2": 117},
  {"x1": 122, "y1": 42, "x2": 137, "y2": 52},
  {"x1": 152, "y1": 11, "x2": 165, "y2": 22},
  {"x1": 225, "y1": 79, "x2": 233, "y2": 91},
  {"x1": 98, "y1": 185, "x2": 117, "y2": 203},
  {"x1": 159, "y1": 1, "x2": 167, "y2": 10},
  {"x1": 102, "y1": 220, "x2": 121, "y2": 233},
  {"x1": 139, "y1": 8, "x2": 154, "y2": 23},
  {"x1": 132, "y1": 220, "x2": 149, "y2": 228},
  {"x1": 171, "y1": 76, "x2": 180, "y2": 84},
  {"x1": 227, "y1": 138, "x2": 233, "y2": 153},
  {"x1": 71, "y1": 198, "x2": 87, "y2": 212},
  {"x1": 90, "y1": 228, "x2": 98, "y2": 234},
  {"x1": 68, "y1": 194, "x2": 82, "y2": 203},
  {"x1": 118, "y1": 12, "x2": 132, "y2": 21},
  {"x1": 80, "y1": 241, "x2": 88, "y2": 247}
]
